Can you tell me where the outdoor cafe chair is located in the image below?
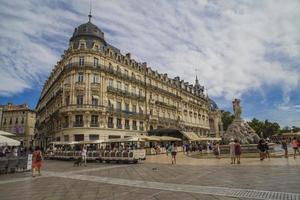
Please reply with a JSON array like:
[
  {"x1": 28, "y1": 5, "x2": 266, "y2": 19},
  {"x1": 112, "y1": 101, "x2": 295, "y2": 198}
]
[
  {"x1": 17, "y1": 157, "x2": 27, "y2": 172},
  {"x1": 0, "y1": 158, "x2": 8, "y2": 174},
  {"x1": 7, "y1": 158, "x2": 18, "y2": 173}
]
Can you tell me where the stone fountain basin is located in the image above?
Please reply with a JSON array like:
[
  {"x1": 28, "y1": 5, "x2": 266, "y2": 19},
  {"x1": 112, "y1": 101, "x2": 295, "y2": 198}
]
[{"x1": 219, "y1": 143, "x2": 276, "y2": 154}]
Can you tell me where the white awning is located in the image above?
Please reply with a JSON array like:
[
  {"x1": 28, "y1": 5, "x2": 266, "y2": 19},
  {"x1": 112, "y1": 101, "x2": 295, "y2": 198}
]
[
  {"x1": 0, "y1": 130, "x2": 15, "y2": 136},
  {"x1": 92, "y1": 95, "x2": 99, "y2": 99},
  {"x1": 197, "y1": 137, "x2": 222, "y2": 141},
  {"x1": 0, "y1": 135, "x2": 20, "y2": 146},
  {"x1": 182, "y1": 132, "x2": 200, "y2": 141},
  {"x1": 103, "y1": 136, "x2": 145, "y2": 143},
  {"x1": 139, "y1": 136, "x2": 181, "y2": 142}
]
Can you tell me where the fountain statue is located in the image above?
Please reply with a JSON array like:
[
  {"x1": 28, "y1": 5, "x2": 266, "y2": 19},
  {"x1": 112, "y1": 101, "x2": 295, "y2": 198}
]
[
  {"x1": 233, "y1": 99, "x2": 241, "y2": 120},
  {"x1": 224, "y1": 99, "x2": 260, "y2": 144}
]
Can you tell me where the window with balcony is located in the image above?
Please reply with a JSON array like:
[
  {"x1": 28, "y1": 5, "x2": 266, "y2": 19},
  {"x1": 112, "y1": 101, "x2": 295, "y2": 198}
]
[
  {"x1": 65, "y1": 96, "x2": 70, "y2": 106},
  {"x1": 93, "y1": 57, "x2": 99, "y2": 67},
  {"x1": 124, "y1": 69, "x2": 128, "y2": 76},
  {"x1": 125, "y1": 119, "x2": 130, "y2": 129},
  {"x1": 74, "y1": 115, "x2": 83, "y2": 127},
  {"x1": 93, "y1": 74, "x2": 100, "y2": 83},
  {"x1": 124, "y1": 84, "x2": 129, "y2": 93},
  {"x1": 89, "y1": 134, "x2": 99, "y2": 141},
  {"x1": 21, "y1": 118, "x2": 24, "y2": 124},
  {"x1": 117, "y1": 118, "x2": 122, "y2": 129},
  {"x1": 108, "y1": 135, "x2": 120, "y2": 139},
  {"x1": 3, "y1": 118, "x2": 6, "y2": 125},
  {"x1": 116, "y1": 101, "x2": 121, "y2": 111},
  {"x1": 117, "y1": 81, "x2": 121, "y2": 90},
  {"x1": 92, "y1": 97, "x2": 98, "y2": 106},
  {"x1": 63, "y1": 116, "x2": 69, "y2": 128},
  {"x1": 125, "y1": 103, "x2": 129, "y2": 112},
  {"x1": 132, "y1": 120, "x2": 137, "y2": 130},
  {"x1": 78, "y1": 72, "x2": 84, "y2": 82},
  {"x1": 108, "y1": 117, "x2": 113, "y2": 128},
  {"x1": 74, "y1": 134, "x2": 84, "y2": 141},
  {"x1": 79, "y1": 56, "x2": 84, "y2": 66},
  {"x1": 108, "y1": 63, "x2": 113, "y2": 71},
  {"x1": 108, "y1": 78, "x2": 113, "y2": 87},
  {"x1": 116, "y1": 66, "x2": 121, "y2": 73},
  {"x1": 9, "y1": 118, "x2": 12, "y2": 125},
  {"x1": 108, "y1": 100, "x2": 113, "y2": 109},
  {"x1": 64, "y1": 135, "x2": 69, "y2": 142},
  {"x1": 139, "y1": 89, "x2": 143, "y2": 97},
  {"x1": 77, "y1": 95, "x2": 83, "y2": 105},
  {"x1": 91, "y1": 115, "x2": 99, "y2": 127},
  {"x1": 139, "y1": 106, "x2": 143, "y2": 115},
  {"x1": 132, "y1": 86, "x2": 136, "y2": 95},
  {"x1": 132, "y1": 105, "x2": 137, "y2": 113},
  {"x1": 15, "y1": 118, "x2": 18, "y2": 124},
  {"x1": 139, "y1": 121, "x2": 144, "y2": 131}
]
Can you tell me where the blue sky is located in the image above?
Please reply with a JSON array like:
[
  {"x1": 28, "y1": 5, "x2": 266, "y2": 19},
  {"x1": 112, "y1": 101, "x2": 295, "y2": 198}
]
[{"x1": 0, "y1": 0, "x2": 299, "y2": 127}]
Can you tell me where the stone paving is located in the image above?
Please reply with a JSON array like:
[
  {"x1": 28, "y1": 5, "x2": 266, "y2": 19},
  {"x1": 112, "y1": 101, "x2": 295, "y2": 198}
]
[{"x1": 0, "y1": 153, "x2": 300, "y2": 200}]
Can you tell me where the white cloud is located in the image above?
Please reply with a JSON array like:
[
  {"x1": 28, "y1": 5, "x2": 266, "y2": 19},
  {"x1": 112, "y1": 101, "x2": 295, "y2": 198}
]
[
  {"x1": 85, "y1": 0, "x2": 300, "y2": 101},
  {"x1": 0, "y1": 1, "x2": 300, "y2": 114}
]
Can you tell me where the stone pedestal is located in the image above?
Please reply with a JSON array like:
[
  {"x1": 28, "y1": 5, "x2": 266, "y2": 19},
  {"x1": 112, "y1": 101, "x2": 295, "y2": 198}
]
[{"x1": 224, "y1": 119, "x2": 260, "y2": 144}]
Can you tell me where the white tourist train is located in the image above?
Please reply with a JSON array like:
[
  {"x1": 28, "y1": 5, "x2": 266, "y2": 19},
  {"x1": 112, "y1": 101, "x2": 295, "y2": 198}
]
[{"x1": 44, "y1": 136, "x2": 181, "y2": 163}]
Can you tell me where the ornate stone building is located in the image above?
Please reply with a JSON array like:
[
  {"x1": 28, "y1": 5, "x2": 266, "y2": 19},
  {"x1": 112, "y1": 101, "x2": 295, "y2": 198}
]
[
  {"x1": 35, "y1": 15, "x2": 222, "y2": 146},
  {"x1": 0, "y1": 103, "x2": 36, "y2": 147}
]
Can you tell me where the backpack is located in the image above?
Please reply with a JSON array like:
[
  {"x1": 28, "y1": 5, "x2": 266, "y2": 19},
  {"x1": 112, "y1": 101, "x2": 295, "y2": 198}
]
[{"x1": 36, "y1": 151, "x2": 42, "y2": 162}]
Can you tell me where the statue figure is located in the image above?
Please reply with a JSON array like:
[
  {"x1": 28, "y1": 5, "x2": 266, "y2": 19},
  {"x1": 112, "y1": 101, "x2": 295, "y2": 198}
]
[
  {"x1": 224, "y1": 98, "x2": 260, "y2": 144},
  {"x1": 233, "y1": 99, "x2": 241, "y2": 119}
]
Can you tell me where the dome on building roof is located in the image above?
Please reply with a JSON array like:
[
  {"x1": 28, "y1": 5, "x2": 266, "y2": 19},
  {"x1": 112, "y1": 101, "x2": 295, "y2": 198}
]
[
  {"x1": 70, "y1": 21, "x2": 105, "y2": 43},
  {"x1": 209, "y1": 98, "x2": 219, "y2": 111}
]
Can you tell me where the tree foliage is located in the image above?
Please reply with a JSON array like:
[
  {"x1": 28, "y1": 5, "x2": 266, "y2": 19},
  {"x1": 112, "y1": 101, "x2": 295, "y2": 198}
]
[
  {"x1": 221, "y1": 110, "x2": 235, "y2": 131},
  {"x1": 248, "y1": 118, "x2": 280, "y2": 138}
]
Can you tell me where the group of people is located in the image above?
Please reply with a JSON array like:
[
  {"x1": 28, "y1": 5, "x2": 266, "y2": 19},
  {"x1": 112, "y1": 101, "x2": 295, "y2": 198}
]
[
  {"x1": 257, "y1": 139, "x2": 270, "y2": 161},
  {"x1": 183, "y1": 143, "x2": 204, "y2": 155},
  {"x1": 229, "y1": 139, "x2": 242, "y2": 164},
  {"x1": 282, "y1": 137, "x2": 300, "y2": 159},
  {"x1": 291, "y1": 137, "x2": 300, "y2": 158},
  {"x1": 165, "y1": 143, "x2": 178, "y2": 164},
  {"x1": 0, "y1": 146, "x2": 31, "y2": 157}
]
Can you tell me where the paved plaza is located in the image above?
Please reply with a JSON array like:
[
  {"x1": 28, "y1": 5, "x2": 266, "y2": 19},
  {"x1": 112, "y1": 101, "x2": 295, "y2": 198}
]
[{"x1": 1, "y1": 153, "x2": 300, "y2": 200}]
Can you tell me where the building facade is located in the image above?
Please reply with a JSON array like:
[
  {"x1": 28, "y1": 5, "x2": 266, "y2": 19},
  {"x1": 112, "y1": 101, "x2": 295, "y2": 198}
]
[
  {"x1": 0, "y1": 103, "x2": 36, "y2": 147},
  {"x1": 35, "y1": 16, "x2": 222, "y2": 147}
]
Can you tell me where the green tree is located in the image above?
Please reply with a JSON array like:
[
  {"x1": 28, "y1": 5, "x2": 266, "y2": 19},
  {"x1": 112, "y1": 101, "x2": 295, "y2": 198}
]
[
  {"x1": 221, "y1": 110, "x2": 234, "y2": 131},
  {"x1": 262, "y1": 120, "x2": 280, "y2": 138},
  {"x1": 292, "y1": 126, "x2": 300, "y2": 133},
  {"x1": 248, "y1": 118, "x2": 281, "y2": 138},
  {"x1": 248, "y1": 118, "x2": 264, "y2": 137}
]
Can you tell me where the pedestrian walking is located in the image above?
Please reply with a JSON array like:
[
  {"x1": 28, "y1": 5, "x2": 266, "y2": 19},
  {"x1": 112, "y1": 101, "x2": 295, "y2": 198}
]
[
  {"x1": 13, "y1": 146, "x2": 18, "y2": 157},
  {"x1": 229, "y1": 139, "x2": 236, "y2": 164},
  {"x1": 213, "y1": 142, "x2": 220, "y2": 159},
  {"x1": 257, "y1": 139, "x2": 266, "y2": 161},
  {"x1": 81, "y1": 146, "x2": 87, "y2": 166},
  {"x1": 32, "y1": 146, "x2": 43, "y2": 177},
  {"x1": 171, "y1": 143, "x2": 178, "y2": 164},
  {"x1": 234, "y1": 139, "x2": 241, "y2": 164},
  {"x1": 281, "y1": 139, "x2": 288, "y2": 158},
  {"x1": 291, "y1": 137, "x2": 299, "y2": 159},
  {"x1": 264, "y1": 140, "x2": 270, "y2": 159},
  {"x1": 167, "y1": 144, "x2": 172, "y2": 156}
]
